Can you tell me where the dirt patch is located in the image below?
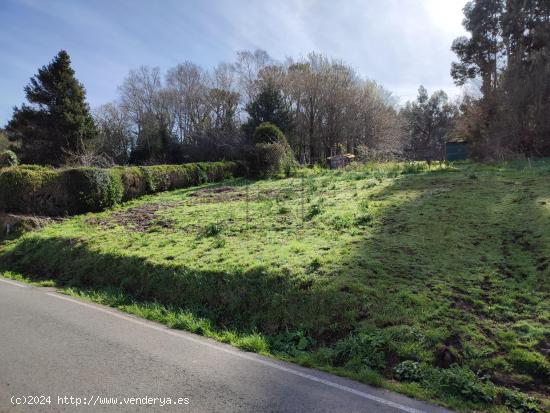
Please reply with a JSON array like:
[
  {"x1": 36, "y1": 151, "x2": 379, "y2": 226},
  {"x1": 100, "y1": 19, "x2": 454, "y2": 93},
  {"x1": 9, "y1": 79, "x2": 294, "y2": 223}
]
[
  {"x1": 451, "y1": 296, "x2": 473, "y2": 311},
  {"x1": 87, "y1": 202, "x2": 180, "y2": 232},
  {"x1": 0, "y1": 213, "x2": 62, "y2": 239},
  {"x1": 187, "y1": 186, "x2": 245, "y2": 203},
  {"x1": 187, "y1": 186, "x2": 297, "y2": 204}
]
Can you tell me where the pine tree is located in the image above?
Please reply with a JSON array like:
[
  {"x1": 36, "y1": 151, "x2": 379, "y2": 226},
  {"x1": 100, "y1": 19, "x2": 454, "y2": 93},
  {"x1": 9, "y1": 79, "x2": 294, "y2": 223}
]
[
  {"x1": 450, "y1": 0, "x2": 505, "y2": 96},
  {"x1": 6, "y1": 50, "x2": 96, "y2": 165},
  {"x1": 242, "y1": 82, "x2": 291, "y2": 140}
]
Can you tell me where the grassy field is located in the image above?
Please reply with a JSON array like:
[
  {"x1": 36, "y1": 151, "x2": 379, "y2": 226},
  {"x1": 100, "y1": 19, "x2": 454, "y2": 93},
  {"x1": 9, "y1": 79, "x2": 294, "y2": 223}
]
[{"x1": 1, "y1": 160, "x2": 549, "y2": 412}]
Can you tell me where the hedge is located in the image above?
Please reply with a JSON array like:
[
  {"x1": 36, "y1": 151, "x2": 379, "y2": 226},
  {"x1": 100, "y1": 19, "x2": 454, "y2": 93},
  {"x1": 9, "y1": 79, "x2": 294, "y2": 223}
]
[{"x1": 0, "y1": 161, "x2": 242, "y2": 216}]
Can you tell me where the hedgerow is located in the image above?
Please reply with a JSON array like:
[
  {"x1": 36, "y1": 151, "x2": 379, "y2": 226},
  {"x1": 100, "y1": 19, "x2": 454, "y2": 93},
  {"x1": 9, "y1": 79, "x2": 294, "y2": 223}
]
[{"x1": 0, "y1": 161, "x2": 241, "y2": 216}]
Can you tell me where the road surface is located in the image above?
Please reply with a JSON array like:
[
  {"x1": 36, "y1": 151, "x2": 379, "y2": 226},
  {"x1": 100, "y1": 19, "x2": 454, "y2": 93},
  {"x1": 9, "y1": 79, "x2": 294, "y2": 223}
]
[{"x1": 0, "y1": 277, "x2": 454, "y2": 413}]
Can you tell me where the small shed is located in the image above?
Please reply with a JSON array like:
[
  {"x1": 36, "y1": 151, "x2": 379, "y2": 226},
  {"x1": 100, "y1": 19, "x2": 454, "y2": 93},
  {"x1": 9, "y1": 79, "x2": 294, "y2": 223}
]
[
  {"x1": 327, "y1": 153, "x2": 355, "y2": 169},
  {"x1": 445, "y1": 141, "x2": 469, "y2": 161}
]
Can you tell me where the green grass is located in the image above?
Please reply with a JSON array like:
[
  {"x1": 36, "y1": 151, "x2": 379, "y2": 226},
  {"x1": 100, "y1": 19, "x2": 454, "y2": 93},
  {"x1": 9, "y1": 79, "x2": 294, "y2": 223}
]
[{"x1": 1, "y1": 160, "x2": 549, "y2": 412}]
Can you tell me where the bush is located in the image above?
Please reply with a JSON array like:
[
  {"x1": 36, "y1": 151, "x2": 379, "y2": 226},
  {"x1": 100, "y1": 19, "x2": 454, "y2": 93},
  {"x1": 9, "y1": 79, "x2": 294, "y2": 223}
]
[
  {"x1": 246, "y1": 123, "x2": 297, "y2": 177},
  {"x1": 235, "y1": 333, "x2": 269, "y2": 353},
  {"x1": 423, "y1": 365, "x2": 496, "y2": 403},
  {"x1": 60, "y1": 168, "x2": 124, "y2": 214},
  {"x1": 247, "y1": 142, "x2": 294, "y2": 177},
  {"x1": 499, "y1": 388, "x2": 540, "y2": 413},
  {"x1": 0, "y1": 166, "x2": 59, "y2": 214},
  {"x1": 0, "y1": 150, "x2": 18, "y2": 168},
  {"x1": 0, "y1": 161, "x2": 241, "y2": 216},
  {"x1": 333, "y1": 332, "x2": 387, "y2": 370},
  {"x1": 252, "y1": 122, "x2": 287, "y2": 145},
  {"x1": 394, "y1": 360, "x2": 424, "y2": 382}
]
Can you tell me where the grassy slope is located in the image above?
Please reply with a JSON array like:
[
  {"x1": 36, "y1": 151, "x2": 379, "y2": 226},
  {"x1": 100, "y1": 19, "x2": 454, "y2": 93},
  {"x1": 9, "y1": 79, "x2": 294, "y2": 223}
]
[{"x1": 1, "y1": 161, "x2": 549, "y2": 412}]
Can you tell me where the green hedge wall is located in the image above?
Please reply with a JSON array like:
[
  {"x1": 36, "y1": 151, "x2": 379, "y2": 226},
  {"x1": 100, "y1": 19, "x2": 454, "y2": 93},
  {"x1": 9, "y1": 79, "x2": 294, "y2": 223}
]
[{"x1": 0, "y1": 161, "x2": 241, "y2": 216}]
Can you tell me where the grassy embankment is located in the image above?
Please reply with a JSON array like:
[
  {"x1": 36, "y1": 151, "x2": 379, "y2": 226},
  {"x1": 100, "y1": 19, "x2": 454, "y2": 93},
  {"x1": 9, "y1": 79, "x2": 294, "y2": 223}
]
[{"x1": 1, "y1": 160, "x2": 549, "y2": 412}]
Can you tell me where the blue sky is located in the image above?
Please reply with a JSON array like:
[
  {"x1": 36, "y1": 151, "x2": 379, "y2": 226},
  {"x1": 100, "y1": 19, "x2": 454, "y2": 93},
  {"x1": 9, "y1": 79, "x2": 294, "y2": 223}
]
[{"x1": 0, "y1": 0, "x2": 467, "y2": 126}]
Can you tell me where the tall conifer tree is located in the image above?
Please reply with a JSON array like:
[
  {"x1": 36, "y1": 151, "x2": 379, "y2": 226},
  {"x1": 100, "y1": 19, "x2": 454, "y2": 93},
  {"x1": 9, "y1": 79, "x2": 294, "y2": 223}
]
[{"x1": 7, "y1": 50, "x2": 96, "y2": 165}]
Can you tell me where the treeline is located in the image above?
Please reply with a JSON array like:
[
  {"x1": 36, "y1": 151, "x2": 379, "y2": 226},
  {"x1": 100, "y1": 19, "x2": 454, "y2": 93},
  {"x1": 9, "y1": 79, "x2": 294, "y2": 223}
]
[
  {"x1": 93, "y1": 51, "x2": 406, "y2": 165},
  {"x1": 451, "y1": 0, "x2": 550, "y2": 158},
  {"x1": 4, "y1": 0, "x2": 549, "y2": 167},
  {"x1": 4, "y1": 50, "x2": 452, "y2": 168}
]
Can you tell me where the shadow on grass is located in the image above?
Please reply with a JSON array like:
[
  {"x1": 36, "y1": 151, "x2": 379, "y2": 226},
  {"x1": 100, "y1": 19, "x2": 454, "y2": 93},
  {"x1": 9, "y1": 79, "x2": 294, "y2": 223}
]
[
  {"x1": 333, "y1": 165, "x2": 549, "y2": 394},
  {"x1": 0, "y1": 234, "x2": 359, "y2": 340}
]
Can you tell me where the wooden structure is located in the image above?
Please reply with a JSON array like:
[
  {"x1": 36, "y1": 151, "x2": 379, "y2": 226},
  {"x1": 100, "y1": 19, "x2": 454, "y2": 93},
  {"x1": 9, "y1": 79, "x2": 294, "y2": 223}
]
[{"x1": 327, "y1": 153, "x2": 355, "y2": 169}]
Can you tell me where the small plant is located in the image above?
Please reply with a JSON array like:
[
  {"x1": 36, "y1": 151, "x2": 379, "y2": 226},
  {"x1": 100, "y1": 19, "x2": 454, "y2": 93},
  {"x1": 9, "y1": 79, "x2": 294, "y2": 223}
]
[
  {"x1": 328, "y1": 214, "x2": 352, "y2": 230},
  {"x1": 308, "y1": 257, "x2": 322, "y2": 272},
  {"x1": 278, "y1": 206, "x2": 290, "y2": 214},
  {"x1": 394, "y1": 360, "x2": 424, "y2": 382},
  {"x1": 235, "y1": 333, "x2": 269, "y2": 353},
  {"x1": 359, "y1": 199, "x2": 370, "y2": 212},
  {"x1": 212, "y1": 238, "x2": 226, "y2": 248},
  {"x1": 424, "y1": 365, "x2": 496, "y2": 403},
  {"x1": 203, "y1": 222, "x2": 223, "y2": 237},
  {"x1": 334, "y1": 332, "x2": 387, "y2": 370},
  {"x1": 355, "y1": 214, "x2": 372, "y2": 226},
  {"x1": 357, "y1": 367, "x2": 384, "y2": 387},
  {"x1": 499, "y1": 387, "x2": 540, "y2": 413},
  {"x1": 306, "y1": 203, "x2": 323, "y2": 220}
]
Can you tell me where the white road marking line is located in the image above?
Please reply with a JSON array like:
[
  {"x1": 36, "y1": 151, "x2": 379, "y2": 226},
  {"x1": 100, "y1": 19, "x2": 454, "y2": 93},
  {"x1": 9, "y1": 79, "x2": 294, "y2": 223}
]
[
  {"x1": 45, "y1": 292, "x2": 429, "y2": 413},
  {"x1": 0, "y1": 277, "x2": 29, "y2": 288}
]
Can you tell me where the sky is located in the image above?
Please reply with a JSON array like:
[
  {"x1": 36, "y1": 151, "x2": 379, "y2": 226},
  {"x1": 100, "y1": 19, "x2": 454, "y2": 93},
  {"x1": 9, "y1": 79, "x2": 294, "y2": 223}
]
[{"x1": 0, "y1": 0, "x2": 468, "y2": 126}]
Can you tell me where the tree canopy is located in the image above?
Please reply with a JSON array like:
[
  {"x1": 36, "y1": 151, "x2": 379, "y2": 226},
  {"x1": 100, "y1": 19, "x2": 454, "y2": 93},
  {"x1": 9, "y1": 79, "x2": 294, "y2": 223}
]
[{"x1": 6, "y1": 50, "x2": 96, "y2": 165}]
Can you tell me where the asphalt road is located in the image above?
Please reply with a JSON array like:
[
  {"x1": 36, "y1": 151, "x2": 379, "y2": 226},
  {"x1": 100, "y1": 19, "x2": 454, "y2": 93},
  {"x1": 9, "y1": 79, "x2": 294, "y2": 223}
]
[{"x1": 0, "y1": 277, "x2": 454, "y2": 413}]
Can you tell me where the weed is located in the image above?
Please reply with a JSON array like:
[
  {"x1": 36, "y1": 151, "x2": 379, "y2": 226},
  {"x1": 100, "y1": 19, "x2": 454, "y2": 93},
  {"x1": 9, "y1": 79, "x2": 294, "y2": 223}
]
[{"x1": 202, "y1": 222, "x2": 223, "y2": 237}]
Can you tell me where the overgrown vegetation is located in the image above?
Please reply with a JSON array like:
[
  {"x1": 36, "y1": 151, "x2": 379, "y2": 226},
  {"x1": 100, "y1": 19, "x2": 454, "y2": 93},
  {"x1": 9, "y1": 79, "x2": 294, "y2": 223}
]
[
  {"x1": 0, "y1": 150, "x2": 18, "y2": 168},
  {"x1": 0, "y1": 161, "x2": 240, "y2": 215},
  {"x1": 1, "y1": 160, "x2": 548, "y2": 412}
]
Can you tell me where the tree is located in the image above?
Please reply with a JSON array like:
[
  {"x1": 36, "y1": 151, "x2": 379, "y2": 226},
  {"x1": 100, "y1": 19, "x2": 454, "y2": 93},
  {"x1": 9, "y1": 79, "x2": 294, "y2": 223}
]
[
  {"x1": 451, "y1": 0, "x2": 505, "y2": 95},
  {"x1": 119, "y1": 66, "x2": 174, "y2": 163},
  {"x1": 401, "y1": 86, "x2": 456, "y2": 160},
  {"x1": 93, "y1": 103, "x2": 132, "y2": 164},
  {"x1": 450, "y1": 0, "x2": 550, "y2": 158},
  {"x1": 0, "y1": 129, "x2": 9, "y2": 151},
  {"x1": 6, "y1": 50, "x2": 96, "y2": 165},
  {"x1": 243, "y1": 81, "x2": 291, "y2": 139}
]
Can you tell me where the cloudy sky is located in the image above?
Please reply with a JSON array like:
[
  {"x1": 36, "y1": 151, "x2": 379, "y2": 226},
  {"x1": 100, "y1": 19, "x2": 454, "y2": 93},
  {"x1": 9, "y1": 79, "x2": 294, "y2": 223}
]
[{"x1": 0, "y1": 0, "x2": 467, "y2": 126}]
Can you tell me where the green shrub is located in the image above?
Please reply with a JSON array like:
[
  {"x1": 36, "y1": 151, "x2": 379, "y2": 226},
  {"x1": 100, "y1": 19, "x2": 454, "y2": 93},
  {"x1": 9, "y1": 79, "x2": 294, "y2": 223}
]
[
  {"x1": 334, "y1": 332, "x2": 387, "y2": 370},
  {"x1": 235, "y1": 333, "x2": 269, "y2": 353},
  {"x1": 0, "y1": 150, "x2": 18, "y2": 167},
  {"x1": 111, "y1": 167, "x2": 148, "y2": 200},
  {"x1": 0, "y1": 166, "x2": 59, "y2": 214},
  {"x1": 202, "y1": 222, "x2": 223, "y2": 237},
  {"x1": 394, "y1": 360, "x2": 424, "y2": 382},
  {"x1": 248, "y1": 142, "x2": 293, "y2": 177},
  {"x1": 423, "y1": 365, "x2": 496, "y2": 403},
  {"x1": 247, "y1": 123, "x2": 296, "y2": 177},
  {"x1": 252, "y1": 122, "x2": 287, "y2": 145},
  {"x1": 0, "y1": 161, "x2": 240, "y2": 216},
  {"x1": 499, "y1": 388, "x2": 540, "y2": 413},
  {"x1": 60, "y1": 168, "x2": 124, "y2": 214},
  {"x1": 306, "y1": 202, "x2": 323, "y2": 220}
]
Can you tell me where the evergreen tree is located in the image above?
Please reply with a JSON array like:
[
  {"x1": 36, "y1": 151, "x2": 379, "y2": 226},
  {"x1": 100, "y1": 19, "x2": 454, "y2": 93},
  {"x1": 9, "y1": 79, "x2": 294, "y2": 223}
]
[
  {"x1": 243, "y1": 82, "x2": 291, "y2": 140},
  {"x1": 6, "y1": 50, "x2": 96, "y2": 165},
  {"x1": 451, "y1": 0, "x2": 505, "y2": 95},
  {"x1": 401, "y1": 86, "x2": 456, "y2": 160}
]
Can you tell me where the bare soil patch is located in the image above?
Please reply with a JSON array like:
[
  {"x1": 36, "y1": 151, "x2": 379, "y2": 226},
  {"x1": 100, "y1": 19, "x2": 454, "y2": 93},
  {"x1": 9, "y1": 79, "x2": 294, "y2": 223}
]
[{"x1": 87, "y1": 202, "x2": 180, "y2": 232}]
